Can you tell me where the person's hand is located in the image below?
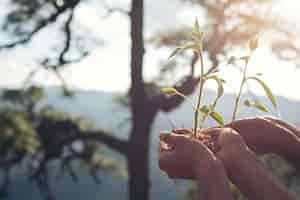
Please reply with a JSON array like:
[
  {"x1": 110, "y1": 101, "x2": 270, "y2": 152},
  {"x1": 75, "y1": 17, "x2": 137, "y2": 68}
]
[
  {"x1": 227, "y1": 117, "x2": 300, "y2": 156},
  {"x1": 158, "y1": 132, "x2": 221, "y2": 179},
  {"x1": 203, "y1": 128, "x2": 298, "y2": 200},
  {"x1": 158, "y1": 128, "x2": 250, "y2": 179},
  {"x1": 200, "y1": 128, "x2": 250, "y2": 167},
  {"x1": 264, "y1": 116, "x2": 300, "y2": 138}
]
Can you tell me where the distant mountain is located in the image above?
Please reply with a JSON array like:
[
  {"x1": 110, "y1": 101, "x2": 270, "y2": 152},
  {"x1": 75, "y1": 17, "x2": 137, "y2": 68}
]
[{"x1": 4, "y1": 87, "x2": 300, "y2": 200}]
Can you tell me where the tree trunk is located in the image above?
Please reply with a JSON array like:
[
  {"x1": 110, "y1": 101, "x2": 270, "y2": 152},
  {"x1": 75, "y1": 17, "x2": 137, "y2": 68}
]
[
  {"x1": 128, "y1": 0, "x2": 159, "y2": 200},
  {"x1": 128, "y1": 109, "x2": 156, "y2": 200}
]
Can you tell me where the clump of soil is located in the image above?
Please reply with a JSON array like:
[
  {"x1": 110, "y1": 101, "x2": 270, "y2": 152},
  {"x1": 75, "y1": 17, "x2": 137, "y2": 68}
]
[{"x1": 159, "y1": 128, "x2": 221, "y2": 154}]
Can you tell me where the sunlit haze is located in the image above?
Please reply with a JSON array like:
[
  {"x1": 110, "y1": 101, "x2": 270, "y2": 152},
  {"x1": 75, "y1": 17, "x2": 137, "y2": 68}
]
[{"x1": 1, "y1": 0, "x2": 300, "y2": 100}]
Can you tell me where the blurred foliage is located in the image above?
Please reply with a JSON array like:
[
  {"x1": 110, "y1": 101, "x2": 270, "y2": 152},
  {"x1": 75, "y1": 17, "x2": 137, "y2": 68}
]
[
  {"x1": 3, "y1": 0, "x2": 54, "y2": 36},
  {"x1": 2, "y1": 0, "x2": 80, "y2": 36},
  {"x1": 2, "y1": 86, "x2": 43, "y2": 108},
  {"x1": 0, "y1": 86, "x2": 123, "y2": 199},
  {"x1": 149, "y1": 0, "x2": 300, "y2": 82},
  {"x1": 0, "y1": 108, "x2": 39, "y2": 155}
]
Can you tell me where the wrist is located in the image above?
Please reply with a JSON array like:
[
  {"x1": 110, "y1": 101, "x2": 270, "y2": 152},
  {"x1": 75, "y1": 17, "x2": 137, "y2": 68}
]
[
  {"x1": 195, "y1": 158, "x2": 234, "y2": 200},
  {"x1": 219, "y1": 144, "x2": 250, "y2": 169},
  {"x1": 223, "y1": 146, "x2": 254, "y2": 175}
]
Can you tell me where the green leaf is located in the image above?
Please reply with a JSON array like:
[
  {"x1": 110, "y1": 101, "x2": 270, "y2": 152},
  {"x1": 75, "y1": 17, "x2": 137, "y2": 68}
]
[
  {"x1": 183, "y1": 44, "x2": 202, "y2": 53},
  {"x1": 191, "y1": 17, "x2": 204, "y2": 41},
  {"x1": 240, "y1": 56, "x2": 250, "y2": 65},
  {"x1": 219, "y1": 78, "x2": 226, "y2": 83},
  {"x1": 209, "y1": 111, "x2": 225, "y2": 127},
  {"x1": 194, "y1": 18, "x2": 200, "y2": 34},
  {"x1": 168, "y1": 47, "x2": 183, "y2": 59},
  {"x1": 244, "y1": 99, "x2": 268, "y2": 112},
  {"x1": 200, "y1": 105, "x2": 212, "y2": 114},
  {"x1": 244, "y1": 99, "x2": 251, "y2": 107},
  {"x1": 247, "y1": 77, "x2": 277, "y2": 109},
  {"x1": 249, "y1": 35, "x2": 259, "y2": 51},
  {"x1": 252, "y1": 100, "x2": 268, "y2": 112},
  {"x1": 161, "y1": 87, "x2": 178, "y2": 95},
  {"x1": 255, "y1": 73, "x2": 263, "y2": 76}
]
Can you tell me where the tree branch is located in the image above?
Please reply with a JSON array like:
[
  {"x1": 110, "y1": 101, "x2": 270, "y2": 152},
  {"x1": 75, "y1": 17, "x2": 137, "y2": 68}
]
[
  {"x1": 0, "y1": 1, "x2": 80, "y2": 50},
  {"x1": 58, "y1": 10, "x2": 74, "y2": 65},
  {"x1": 103, "y1": 1, "x2": 129, "y2": 18},
  {"x1": 61, "y1": 130, "x2": 128, "y2": 155},
  {"x1": 151, "y1": 75, "x2": 200, "y2": 112}
]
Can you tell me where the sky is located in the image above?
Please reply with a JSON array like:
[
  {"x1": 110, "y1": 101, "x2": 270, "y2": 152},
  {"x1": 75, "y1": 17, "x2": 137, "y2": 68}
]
[{"x1": 0, "y1": 0, "x2": 300, "y2": 100}]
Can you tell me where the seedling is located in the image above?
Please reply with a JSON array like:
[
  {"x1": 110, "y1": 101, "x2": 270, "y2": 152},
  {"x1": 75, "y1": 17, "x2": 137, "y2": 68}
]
[
  {"x1": 231, "y1": 35, "x2": 278, "y2": 121},
  {"x1": 161, "y1": 18, "x2": 277, "y2": 138}
]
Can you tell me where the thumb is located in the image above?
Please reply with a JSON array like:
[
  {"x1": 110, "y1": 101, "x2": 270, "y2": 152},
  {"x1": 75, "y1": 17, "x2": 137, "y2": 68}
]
[{"x1": 160, "y1": 132, "x2": 184, "y2": 147}]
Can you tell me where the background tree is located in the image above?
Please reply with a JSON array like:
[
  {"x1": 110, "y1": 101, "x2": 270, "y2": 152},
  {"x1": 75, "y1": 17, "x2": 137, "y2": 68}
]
[
  {"x1": 0, "y1": 86, "x2": 122, "y2": 200},
  {"x1": 0, "y1": 0, "x2": 299, "y2": 200}
]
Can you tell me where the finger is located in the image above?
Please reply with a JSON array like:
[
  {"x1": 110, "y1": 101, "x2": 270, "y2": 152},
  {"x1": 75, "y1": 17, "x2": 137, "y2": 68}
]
[
  {"x1": 172, "y1": 128, "x2": 192, "y2": 135},
  {"x1": 160, "y1": 132, "x2": 185, "y2": 147},
  {"x1": 159, "y1": 140, "x2": 172, "y2": 151},
  {"x1": 200, "y1": 127, "x2": 223, "y2": 135},
  {"x1": 264, "y1": 117, "x2": 300, "y2": 137},
  {"x1": 158, "y1": 151, "x2": 177, "y2": 171},
  {"x1": 159, "y1": 132, "x2": 171, "y2": 141}
]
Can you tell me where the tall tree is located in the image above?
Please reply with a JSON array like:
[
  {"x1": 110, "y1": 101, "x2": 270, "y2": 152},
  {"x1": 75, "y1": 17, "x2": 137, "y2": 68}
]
[{"x1": 0, "y1": 1, "x2": 199, "y2": 199}]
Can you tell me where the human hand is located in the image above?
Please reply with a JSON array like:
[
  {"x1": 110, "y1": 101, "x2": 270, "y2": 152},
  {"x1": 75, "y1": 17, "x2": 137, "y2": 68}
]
[
  {"x1": 227, "y1": 117, "x2": 300, "y2": 156},
  {"x1": 203, "y1": 127, "x2": 298, "y2": 200},
  {"x1": 158, "y1": 131, "x2": 221, "y2": 179},
  {"x1": 200, "y1": 128, "x2": 250, "y2": 166}
]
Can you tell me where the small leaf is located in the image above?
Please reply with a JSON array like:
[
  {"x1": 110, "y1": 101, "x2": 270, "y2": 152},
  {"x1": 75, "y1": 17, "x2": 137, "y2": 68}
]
[
  {"x1": 200, "y1": 105, "x2": 212, "y2": 114},
  {"x1": 183, "y1": 44, "x2": 202, "y2": 53},
  {"x1": 247, "y1": 77, "x2": 277, "y2": 109},
  {"x1": 161, "y1": 87, "x2": 178, "y2": 95},
  {"x1": 191, "y1": 31, "x2": 204, "y2": 41},
  {"x1": 255, "y1": 73, "x2": 263, "y2": 76},
  {"x1": 249, "y1": 35, "x2": 259, "y2": 51},
  {"x1": 194, "y1": 18, "x2": 200, "y2": 34},
  {"x1": 244, "y1": 99, "x2": 251, "y2": 107},
  {"x1": 209, "y1": 111, "x2": 225, "y2": 127},
  {"x1": 219, "y1": 78, "x2": 226, "y2": 83},
  {"x1": 252, "y1": 100, "x2": 268, "y2": 112},
  {"x1": 191, "y1": 18, "x2": 204, "y2": 41},
  {"x1": 240, "y1": 56, "x2": 250, "y2": 65},
  {"x1": 168, "y1": 48, "x2": 183, "y2": 59}
]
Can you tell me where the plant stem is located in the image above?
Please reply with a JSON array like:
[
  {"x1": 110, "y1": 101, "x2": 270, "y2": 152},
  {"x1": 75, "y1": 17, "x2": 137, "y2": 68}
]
[
  {"x1": 232, "y1": 78, "x2": 245, "y2": 121},
  {"x1": 232, "y1": 57, "x2": 249, "y2": 121},
  {"x1": 193, "y1": 51, "x2": 205, "y2": 138}
]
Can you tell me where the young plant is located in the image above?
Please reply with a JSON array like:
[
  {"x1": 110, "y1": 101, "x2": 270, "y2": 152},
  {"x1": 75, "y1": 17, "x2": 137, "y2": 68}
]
[
  {"x1": 161, "y1": 19, "x2": 278, "y2": 138},
  {"x1": 161, "y1": 18, "x2": 225, "y2": 138},
  {"x1": 231, "y1": 35, "x2": 278, "y2": 121}
]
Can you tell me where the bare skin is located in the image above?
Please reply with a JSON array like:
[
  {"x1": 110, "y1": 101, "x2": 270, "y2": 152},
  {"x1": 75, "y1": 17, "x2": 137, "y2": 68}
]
[
  {"x1": 159, "y1": 133, "x2": 234, "y2": 200},
  {"x1": 158, "y1": 117, "x2": 300, "y2": 200},
  {"x1": 205, "y1": 128, "x2": 298, "y2": 200},
  {"x1": 228, "y1": 117, "x2": 300, "y2": 169}
]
